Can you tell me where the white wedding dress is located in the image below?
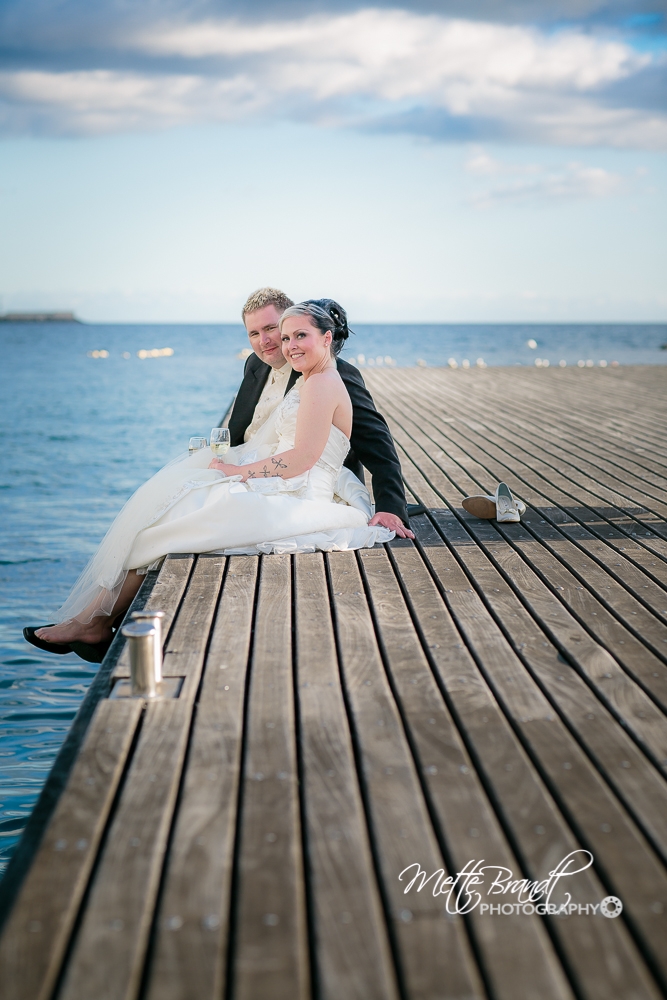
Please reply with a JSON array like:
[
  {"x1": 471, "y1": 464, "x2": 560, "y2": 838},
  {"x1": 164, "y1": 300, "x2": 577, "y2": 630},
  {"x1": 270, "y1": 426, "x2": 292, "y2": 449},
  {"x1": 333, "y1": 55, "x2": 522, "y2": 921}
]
[{"x1": 56, "y1": 386, "x2": 394, "y2": 623}]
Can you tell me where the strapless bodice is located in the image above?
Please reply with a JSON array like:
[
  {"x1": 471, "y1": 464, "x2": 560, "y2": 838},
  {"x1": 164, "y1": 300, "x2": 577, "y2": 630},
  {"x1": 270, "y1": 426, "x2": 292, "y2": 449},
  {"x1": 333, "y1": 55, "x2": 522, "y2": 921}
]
[{"x1": 245, "y1": 386, "x2": 350, "y2": 503}]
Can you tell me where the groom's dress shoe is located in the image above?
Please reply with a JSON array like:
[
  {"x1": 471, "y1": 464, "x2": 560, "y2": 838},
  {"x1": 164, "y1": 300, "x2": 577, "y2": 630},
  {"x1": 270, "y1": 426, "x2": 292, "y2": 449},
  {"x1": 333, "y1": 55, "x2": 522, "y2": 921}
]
[{"x1": 24, "y1": 626, "x2": 113, "y2": 663}]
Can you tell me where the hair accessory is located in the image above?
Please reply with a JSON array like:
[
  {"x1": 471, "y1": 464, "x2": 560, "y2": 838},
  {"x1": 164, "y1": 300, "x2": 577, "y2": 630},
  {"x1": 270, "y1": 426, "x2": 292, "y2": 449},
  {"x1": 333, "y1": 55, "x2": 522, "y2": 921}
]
[{"x1": 306, "y1": 298, "x2": 352, "y2": 341}]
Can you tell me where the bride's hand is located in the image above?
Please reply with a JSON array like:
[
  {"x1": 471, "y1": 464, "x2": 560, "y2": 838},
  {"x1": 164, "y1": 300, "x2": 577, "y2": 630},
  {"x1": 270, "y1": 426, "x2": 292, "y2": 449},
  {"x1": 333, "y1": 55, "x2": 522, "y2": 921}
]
[{"x1": 209, "y1": 459, "x2": 241, "y2": 476}]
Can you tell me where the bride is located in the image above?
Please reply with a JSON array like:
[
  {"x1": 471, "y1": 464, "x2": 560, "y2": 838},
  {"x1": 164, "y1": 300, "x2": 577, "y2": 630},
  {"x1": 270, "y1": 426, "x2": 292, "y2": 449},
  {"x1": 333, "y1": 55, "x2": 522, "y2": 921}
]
[{"x1": 25, "y1": 302, "x2": 394, "y2": 660}]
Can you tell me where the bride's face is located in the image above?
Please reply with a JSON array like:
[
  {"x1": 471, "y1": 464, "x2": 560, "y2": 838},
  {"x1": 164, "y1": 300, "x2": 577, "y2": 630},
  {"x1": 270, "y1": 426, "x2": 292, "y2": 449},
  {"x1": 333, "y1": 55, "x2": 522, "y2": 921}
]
[{"x1": 281, "y1": 316, "x2": 332, "y2": 371}]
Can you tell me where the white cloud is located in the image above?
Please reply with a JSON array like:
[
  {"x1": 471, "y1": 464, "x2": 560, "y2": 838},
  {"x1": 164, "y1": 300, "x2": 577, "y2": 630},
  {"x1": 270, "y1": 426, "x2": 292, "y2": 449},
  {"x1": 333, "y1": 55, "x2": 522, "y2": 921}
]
[
  {"x1": 0, "y1": 69, "x2": 265, "y2": 132},
  {"x1": 467, "y1": 158, "x2": 623, "y2": 206},
  {"x1": 0, "y1": 8, "x2": 664, "y2": 145},
  {"x1": 466, "y1": 151, "x2": 543, "y2": 175},
  {"x1": 139, "y1": 11, "x2": 644, "y2": 93}
]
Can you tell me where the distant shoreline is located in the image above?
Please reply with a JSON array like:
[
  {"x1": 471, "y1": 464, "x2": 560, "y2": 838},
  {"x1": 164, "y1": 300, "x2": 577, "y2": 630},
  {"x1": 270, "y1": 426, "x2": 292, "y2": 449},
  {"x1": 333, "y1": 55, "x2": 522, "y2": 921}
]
[{"x1": 0, "y1": 311, "x2": 81, "y2": 323}]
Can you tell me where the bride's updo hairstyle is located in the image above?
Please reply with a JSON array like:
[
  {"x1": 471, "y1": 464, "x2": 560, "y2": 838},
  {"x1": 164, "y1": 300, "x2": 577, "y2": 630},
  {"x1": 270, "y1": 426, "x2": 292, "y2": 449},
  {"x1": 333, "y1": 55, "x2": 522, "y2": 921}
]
[
  {"x1": 304, "y1": 298, "x2": 352, "y2": 357},
  {"x1": 279, "y1": 299, "x2": 352, "y2": 357}
]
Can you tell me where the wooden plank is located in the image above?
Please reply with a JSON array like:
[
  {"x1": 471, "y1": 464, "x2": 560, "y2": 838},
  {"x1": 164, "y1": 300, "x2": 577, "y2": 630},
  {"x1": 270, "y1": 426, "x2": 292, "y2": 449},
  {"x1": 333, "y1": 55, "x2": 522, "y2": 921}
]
[
  {"x1": 157, "y1": 555, "x2": 226, "y2": 701},
  {"x1": 57, "y1": 701, "x2": 192, "y2": 1000},
  {"x1": 57, "y1": 555, "x2": 224, "y2": 1000},
  {"x1": 374, "y1": 376, "x2": 667, "y2": 763},
  {"x1": 461, "y1": 368, "x2": 667, "y2": 475},
  {"x1": 399, "y1": 366, "x2": 667, "y2": 553},
  {"x1": 359, "y1": 543, "x2": 574, "y2": 1000},
  {"x1": 231, "y1": 555, "x2": 310, "y2": 1000},
  {"x1": 0, "y1": 699, "x2": 143, "y2": 1000},
  {"x1": 370, "y1": 382, "x2": 667, "y2": 715},
  {"x1": 463, "y1": 517, "x2": 667, "y2": 770},
  {"x1": 462, "y1": 368, "x2": 667, "y2": 452},
  {"x1": 401, "y1": 367, "x2": 667, "y2": 554},
  {"x1": 424, "y1": 509, "x2": 667, "y2": 856},
  {"x1": 144, "y1": 556, "x2": 257, "y2": 1000},
  {"x1": 386, "y1": 530, "x2": 662, "y2": 1000},
  {"x1": 371, "y1": 387, "x2": 667, "y2": 781},
  {"x1": 328, "y1": 550, "x2": 484, "y2": 1000},
  {"x1": 454, "y1": 373, "x2": 667, "y2": 503},
  {"x1": 392, "y1": 518, "x2": 660, "y2": 1000},
  {"x1": 514, "y1": 516, "x2": 667, "y2": 695},
  {"x1": 112, "y1": 553, "x2": 194, "y2": 680},
  {"x1": 0, "y1": 568, "x2": 159, "y2": 928},
  {"x1": 410, "y1": 514, "x2": 667, "y2": 989},
  {"x1": 348, "y1": 376, "x2": 659, "y2": 984},
  {"x1": 418, "y1": 376, "x2": 667, "y2": 578},
  {"x1": 402, "y1": 519, "x2": 665, "y2": 997},
  {"x1": 381, "y1": 366, "x2": 667, "y2": 551},
  {"x1": 411, "y1": 366, "x2": 667, "y2": 468},
  {"x1": 294, "y1": 553, "x2": 399, "y2": 1000}
]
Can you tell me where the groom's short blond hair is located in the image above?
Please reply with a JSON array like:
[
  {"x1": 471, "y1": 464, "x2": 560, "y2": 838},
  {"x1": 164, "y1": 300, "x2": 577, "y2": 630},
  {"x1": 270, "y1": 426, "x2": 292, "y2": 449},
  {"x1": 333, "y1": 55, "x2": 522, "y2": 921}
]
[{"x1": 242, "y1": 287, "x2": 294, "y2": 320}]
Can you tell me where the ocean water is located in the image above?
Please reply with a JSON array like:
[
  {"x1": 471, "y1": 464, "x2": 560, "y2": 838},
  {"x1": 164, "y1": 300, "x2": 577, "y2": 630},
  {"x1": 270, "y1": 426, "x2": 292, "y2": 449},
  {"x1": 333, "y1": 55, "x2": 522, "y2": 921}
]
[{"x1": 1, "y1": 320, "x2": 666, "y2": 874}]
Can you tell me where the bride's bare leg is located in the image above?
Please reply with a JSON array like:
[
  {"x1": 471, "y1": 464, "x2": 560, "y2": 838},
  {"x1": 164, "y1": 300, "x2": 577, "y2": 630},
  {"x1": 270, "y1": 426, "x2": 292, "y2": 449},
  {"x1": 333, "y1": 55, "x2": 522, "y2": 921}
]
[{"x1": 35, "y1": 571, "x2": 144, "y2": 645}]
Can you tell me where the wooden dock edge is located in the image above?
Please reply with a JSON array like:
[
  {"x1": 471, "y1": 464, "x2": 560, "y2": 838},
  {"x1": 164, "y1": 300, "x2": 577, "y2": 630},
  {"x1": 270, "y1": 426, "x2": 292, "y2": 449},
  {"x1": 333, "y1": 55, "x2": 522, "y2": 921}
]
[{"x1": 0, "y1": 569, "x2": 161, "y2": 929}]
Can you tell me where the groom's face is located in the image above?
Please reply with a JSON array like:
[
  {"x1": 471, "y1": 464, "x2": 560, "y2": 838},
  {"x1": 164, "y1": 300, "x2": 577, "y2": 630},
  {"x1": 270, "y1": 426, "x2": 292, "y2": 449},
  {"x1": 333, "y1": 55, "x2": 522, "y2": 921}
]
[{"x1": 244, "y1": 304, "x2": 285, "y2": 368}]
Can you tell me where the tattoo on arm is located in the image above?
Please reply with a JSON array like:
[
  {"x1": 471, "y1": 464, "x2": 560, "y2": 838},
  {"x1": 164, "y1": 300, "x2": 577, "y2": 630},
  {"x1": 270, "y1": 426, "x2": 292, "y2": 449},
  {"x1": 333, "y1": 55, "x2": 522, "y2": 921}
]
[{"x1": 246, "y1": 458, "x2": 288, "y2": 481}]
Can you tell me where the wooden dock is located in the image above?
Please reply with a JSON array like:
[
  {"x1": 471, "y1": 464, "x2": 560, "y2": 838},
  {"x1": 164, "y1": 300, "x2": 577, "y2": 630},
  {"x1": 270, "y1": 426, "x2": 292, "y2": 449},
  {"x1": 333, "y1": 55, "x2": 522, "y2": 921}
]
[{"x1": 1, "y1": 364, "x2": 667, "y2": 1000}]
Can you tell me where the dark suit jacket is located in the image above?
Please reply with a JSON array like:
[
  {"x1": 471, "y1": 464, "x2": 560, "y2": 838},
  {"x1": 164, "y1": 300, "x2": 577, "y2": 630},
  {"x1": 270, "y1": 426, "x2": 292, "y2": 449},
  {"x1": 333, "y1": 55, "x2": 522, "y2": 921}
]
[{"x1": 228, "y1": 353, "x2": 408, "y2": 524}]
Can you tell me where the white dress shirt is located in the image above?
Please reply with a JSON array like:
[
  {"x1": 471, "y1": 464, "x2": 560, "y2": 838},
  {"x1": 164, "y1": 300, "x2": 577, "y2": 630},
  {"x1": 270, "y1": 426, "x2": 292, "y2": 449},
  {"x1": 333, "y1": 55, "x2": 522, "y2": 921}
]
[{"x1": 243, "y1": 362, "x2": 295, "y2": 443}]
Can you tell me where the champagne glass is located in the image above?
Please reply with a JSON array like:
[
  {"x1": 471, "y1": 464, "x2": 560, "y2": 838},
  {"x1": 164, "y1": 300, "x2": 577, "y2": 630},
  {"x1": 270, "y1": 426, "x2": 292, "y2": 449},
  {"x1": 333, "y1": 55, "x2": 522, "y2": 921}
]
[
  {"x1": 210, "y1": 427, "x2": 231, "y2": 458},
  {"x1": 188, "y1": 436, "x2": 208, "y2": 455}
]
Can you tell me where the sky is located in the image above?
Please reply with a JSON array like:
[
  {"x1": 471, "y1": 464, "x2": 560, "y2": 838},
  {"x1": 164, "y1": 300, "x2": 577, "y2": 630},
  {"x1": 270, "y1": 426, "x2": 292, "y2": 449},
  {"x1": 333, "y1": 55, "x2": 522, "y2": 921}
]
[{"x1": 0, "y1": 0, "x2": 666, "y2": 322}]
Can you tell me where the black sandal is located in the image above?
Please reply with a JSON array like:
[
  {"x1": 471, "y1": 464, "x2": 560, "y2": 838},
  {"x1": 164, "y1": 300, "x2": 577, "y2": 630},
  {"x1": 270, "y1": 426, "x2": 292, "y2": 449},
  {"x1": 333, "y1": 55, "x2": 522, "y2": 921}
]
[
  {"x1": 69, "y1": 638, "x2": 113, "y2": 664},
  {"x1": 23, "y1": 625, "x2": 73, "y2": 655},
  {"x1": 24, "y1": 626, "x2": 113, "y2": 663}
]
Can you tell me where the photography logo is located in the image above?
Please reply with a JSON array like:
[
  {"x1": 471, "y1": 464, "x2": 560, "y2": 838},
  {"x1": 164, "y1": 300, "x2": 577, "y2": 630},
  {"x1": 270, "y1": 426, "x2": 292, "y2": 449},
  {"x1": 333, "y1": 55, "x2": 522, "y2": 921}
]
[
  {"x1": 599, "y1": 896, "x2": 623, "y2": 918},
  {"x1": 399, "y1": 851, "x2": 626, "y2": 918}
]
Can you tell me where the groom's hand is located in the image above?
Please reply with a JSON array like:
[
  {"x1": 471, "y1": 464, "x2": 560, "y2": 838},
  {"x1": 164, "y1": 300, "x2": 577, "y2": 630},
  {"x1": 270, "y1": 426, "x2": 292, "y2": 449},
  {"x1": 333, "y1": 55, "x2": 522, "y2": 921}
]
[{"x1": 369, "y1": 512, "x2": 415, "y2": 539}]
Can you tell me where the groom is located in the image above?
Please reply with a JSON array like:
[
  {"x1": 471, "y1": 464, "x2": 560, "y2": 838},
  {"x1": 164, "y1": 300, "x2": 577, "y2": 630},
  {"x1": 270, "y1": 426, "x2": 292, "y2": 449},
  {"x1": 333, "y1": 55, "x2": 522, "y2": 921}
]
[{"x1": 228, "y1": 287, "x2": 414, "y2": 538}]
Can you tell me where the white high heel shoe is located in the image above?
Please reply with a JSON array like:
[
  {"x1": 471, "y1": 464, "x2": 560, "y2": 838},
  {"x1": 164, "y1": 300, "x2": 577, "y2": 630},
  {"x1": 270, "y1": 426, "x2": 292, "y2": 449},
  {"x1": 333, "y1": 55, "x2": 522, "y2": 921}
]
[{"x1": 495, "y1": 483, "x2": 523, "y2": 523}]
